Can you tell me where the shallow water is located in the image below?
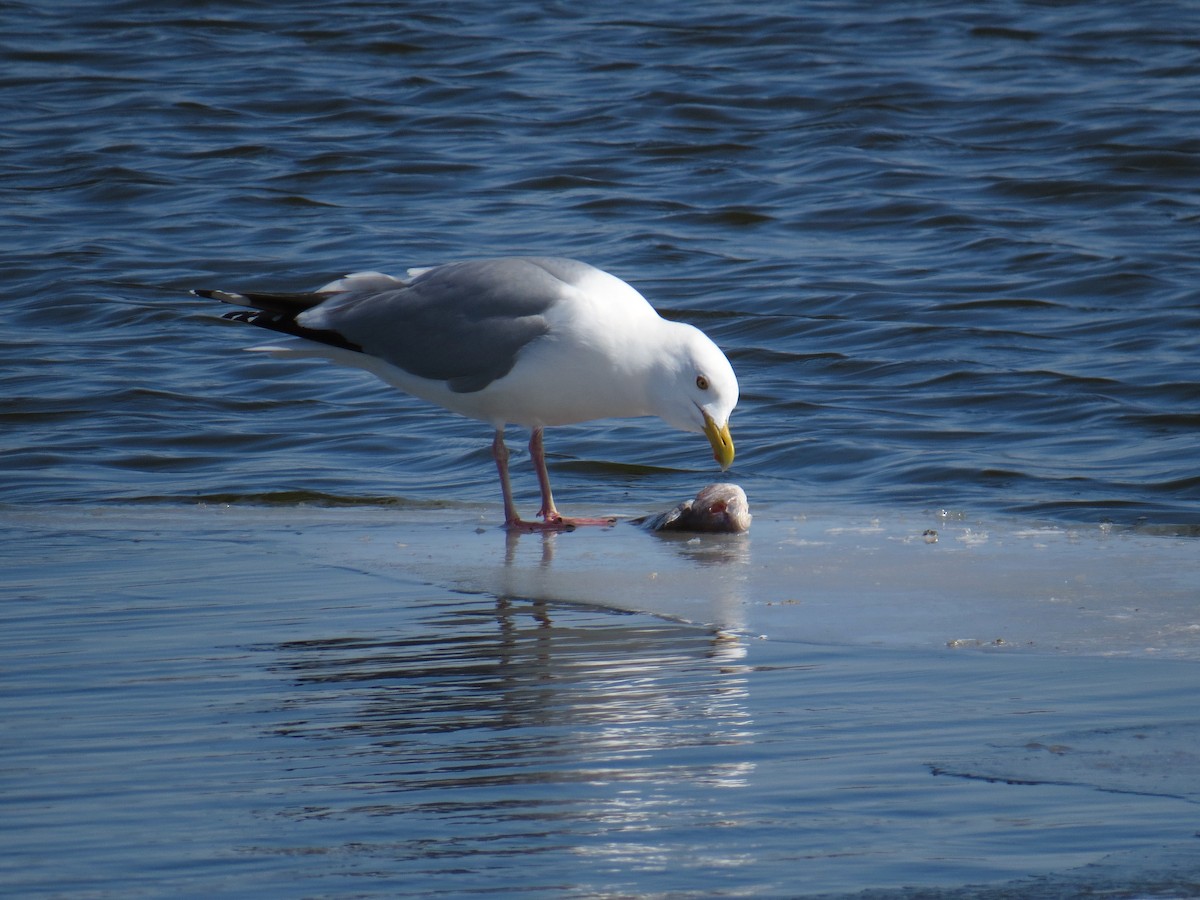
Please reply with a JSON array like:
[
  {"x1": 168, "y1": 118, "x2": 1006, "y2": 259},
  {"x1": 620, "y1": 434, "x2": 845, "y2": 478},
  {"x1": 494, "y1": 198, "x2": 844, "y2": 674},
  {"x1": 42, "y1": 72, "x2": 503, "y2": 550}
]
[{"x1": 3, "y1": 0, "x2": 1200, "y2": 896}]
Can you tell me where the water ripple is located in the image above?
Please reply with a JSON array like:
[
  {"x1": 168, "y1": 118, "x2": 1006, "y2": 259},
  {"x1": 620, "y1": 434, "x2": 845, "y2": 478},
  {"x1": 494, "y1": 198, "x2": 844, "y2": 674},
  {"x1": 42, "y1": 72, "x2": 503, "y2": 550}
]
[{"x1": 1, "y1": 0, "x2": 1198, "y2": 524}]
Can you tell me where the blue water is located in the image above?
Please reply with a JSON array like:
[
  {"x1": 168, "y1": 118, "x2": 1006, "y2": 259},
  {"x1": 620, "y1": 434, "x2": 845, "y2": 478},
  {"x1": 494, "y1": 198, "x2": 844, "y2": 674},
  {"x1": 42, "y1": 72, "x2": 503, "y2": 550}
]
[
  {"x1": 3, "y1": 1, "x2": 1200, "y2": 896},
  {"x1": 3, "y1": 0, "x2": 1199, "y2": 524}
]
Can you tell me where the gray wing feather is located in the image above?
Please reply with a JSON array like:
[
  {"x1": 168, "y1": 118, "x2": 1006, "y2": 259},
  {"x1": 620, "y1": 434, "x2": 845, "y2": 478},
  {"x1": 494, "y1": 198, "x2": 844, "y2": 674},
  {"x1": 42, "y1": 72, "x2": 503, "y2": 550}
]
[{"x1": 302, "y1": 258, "x2": 579, "y2": 393}]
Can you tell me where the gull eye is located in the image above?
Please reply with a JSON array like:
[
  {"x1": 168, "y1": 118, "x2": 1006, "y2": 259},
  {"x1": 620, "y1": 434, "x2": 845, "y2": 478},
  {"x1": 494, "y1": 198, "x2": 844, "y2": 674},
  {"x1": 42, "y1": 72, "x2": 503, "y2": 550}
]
[{"x1": 696, "y1": 374, "x2": 709, "y2": 391}]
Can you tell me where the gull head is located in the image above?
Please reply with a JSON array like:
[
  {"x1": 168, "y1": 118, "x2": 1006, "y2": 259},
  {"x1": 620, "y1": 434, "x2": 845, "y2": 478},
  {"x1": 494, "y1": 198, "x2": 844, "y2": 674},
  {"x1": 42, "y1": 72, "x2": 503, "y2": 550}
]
[{"x1": 654, "y1": 324, "x2": 739, "y2": 471}]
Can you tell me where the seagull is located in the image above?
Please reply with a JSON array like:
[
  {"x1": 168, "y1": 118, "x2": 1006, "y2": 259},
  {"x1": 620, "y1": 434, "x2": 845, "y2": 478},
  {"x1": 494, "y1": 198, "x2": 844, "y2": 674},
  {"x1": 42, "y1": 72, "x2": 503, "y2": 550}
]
[{"x1": 194, "y1": 256, "x2": 738, "y2": 531}]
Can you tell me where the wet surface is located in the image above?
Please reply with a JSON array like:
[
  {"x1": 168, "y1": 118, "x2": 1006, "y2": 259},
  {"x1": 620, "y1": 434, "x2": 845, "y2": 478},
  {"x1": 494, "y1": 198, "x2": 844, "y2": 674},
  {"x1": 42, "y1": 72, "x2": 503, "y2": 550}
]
[{"x1": 4, "y1": 505, "x2": 1199, "y2": 896}]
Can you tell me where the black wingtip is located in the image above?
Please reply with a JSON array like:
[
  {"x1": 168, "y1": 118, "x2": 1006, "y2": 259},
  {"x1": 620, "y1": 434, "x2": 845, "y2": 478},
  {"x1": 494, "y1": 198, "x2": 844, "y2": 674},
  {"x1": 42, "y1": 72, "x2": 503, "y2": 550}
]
[
  {"x1": 194, "y1": 287, "x2": 332, "y2": 315},
  {"x1": 221, "y1": 309, "x2": 261, "y2": 324},
  {"x1": 218, "y1": 308, "x2": 364, "y2": 353}
]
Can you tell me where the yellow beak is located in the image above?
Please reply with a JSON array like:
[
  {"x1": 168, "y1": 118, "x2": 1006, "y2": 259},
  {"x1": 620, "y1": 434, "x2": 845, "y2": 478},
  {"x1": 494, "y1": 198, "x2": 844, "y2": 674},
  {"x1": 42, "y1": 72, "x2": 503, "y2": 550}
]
[{"x1": 703, "y1": 412, "x2": 735, "y2": 471}]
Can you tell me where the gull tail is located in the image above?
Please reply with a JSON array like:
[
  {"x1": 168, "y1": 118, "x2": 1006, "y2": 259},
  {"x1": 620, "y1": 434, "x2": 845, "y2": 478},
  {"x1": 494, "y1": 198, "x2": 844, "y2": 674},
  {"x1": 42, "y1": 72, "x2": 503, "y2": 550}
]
[{"x1": 192, "y1": 287, "x2": 362, "y2": 353}]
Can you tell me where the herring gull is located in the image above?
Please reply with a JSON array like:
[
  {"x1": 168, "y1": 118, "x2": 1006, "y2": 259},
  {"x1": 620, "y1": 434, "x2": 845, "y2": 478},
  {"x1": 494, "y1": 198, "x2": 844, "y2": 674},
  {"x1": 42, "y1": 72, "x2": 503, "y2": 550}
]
[{"x1": 194, "y1": 256, "x2": 738, "y2": 531}]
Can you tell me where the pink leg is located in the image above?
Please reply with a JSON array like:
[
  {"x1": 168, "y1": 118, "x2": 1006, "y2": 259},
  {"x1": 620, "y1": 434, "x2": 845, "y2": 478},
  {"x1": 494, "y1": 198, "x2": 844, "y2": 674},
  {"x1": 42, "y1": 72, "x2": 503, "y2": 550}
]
[
  {"x1": 491, "y1": 428, "x2": 615, "y2": 532},
  {"x1": 530, "y1": 427, "x2": 560, "y2": 522},
  {"x1": 492, "y1": 429, "x2": 565, "y2": 532},
  {"x1": 491, "y1": 429, "x2": 523, "y2": 527},
  {"x1": 530, "y1": 427, "x2": 616, "y2": 529}
]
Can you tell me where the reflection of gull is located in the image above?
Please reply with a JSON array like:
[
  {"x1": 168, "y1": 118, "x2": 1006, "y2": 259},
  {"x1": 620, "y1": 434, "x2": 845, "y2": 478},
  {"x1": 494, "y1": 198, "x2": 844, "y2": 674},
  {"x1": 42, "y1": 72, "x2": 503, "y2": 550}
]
[
  {"x1": 268, "y1": 597, "x2": 757, "y2": 812},
  {"x1": 195, "y1": 257, "x2": 738, "y2": 531},
  {"x1": 504, "y1": 526, "x2": 557, "y2": 568},
  {"x1": 494, "y1": 523, "x2": 751, "y2": 632}
]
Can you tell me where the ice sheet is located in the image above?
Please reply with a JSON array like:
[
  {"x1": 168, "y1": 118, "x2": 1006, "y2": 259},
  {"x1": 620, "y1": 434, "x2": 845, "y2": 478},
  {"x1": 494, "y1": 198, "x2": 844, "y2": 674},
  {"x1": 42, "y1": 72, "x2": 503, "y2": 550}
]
[
  {"x1": 310, "y1": 505, "x2": 1200, "y2": 659},
  {"x1": 8, "y1": 502, "x2": 1197, "y2": 659}
]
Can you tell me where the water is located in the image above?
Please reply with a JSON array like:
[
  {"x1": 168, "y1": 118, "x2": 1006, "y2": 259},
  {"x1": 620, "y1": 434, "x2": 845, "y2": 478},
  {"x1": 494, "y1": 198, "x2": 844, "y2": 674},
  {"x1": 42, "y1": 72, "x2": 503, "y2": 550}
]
[
  {"x1": 3, "y1": 1, "x2": 1200, "y2": 895},
  {"x1": 3, "y1": 507, "x2": 1198, "y2": 898},
  {"x1": 4, "y1": 0, "x2": 1199, "y2": 523}
]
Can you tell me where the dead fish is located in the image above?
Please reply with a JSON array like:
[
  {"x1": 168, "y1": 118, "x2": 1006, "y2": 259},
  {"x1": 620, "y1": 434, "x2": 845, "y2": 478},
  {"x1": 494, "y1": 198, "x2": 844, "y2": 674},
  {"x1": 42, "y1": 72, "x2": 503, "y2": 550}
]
[{"x1": 634, "y1": 483, "x2": 751, "y2": 533}]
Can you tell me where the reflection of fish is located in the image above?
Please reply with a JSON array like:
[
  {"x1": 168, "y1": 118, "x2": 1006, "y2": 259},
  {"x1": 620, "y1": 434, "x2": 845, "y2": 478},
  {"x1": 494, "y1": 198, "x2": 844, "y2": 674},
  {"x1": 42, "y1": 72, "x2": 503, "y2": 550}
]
[{"x1": 634, "y1": 483, "x2": 752, "y2": 534}]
